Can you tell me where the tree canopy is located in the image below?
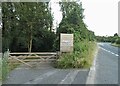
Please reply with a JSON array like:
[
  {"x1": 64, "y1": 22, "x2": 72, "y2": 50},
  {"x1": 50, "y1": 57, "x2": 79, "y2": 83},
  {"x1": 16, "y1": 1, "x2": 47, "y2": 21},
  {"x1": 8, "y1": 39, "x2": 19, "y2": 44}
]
[
  {"x1": 2, "y1": 2, "x2": 55, "y2": 52},
  {"x1": 2, "y1": 2, "x2": 96, "y2": 53},
  {"x1": 53, "y1": 2, "x2": 96, "y2": 51}
]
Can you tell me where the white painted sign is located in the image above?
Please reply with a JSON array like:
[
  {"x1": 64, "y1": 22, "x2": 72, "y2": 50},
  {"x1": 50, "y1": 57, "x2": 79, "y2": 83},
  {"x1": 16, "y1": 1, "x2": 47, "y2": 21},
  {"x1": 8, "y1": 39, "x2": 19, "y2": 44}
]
[{"x1": 60, "y1": 33, "x2": 73, "y2": 52}]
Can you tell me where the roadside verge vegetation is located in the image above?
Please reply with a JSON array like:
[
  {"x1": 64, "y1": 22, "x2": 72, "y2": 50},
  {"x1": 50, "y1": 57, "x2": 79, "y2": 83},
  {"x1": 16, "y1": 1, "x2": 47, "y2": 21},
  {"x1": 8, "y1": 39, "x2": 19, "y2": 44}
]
[
  {"x1": 56, "y1": 41, "x2": 97, "y2": 68},
  {"x1": 2, "y1": 2, "x2": 55, "y2": 80},
  {"x1": 1, "y1": 52, "x2": 20, "y2": 81},
  {"x1": 0, "y1": 59, "x2": 2, "y2": 81},
  {"x1": 2, "y1": 52, "x2": 9, "y2": 81},
  {"x1": 96, "y1": 33, "x2": 120, "y2": 47},
  {"x1": 54, "y1": 2, "x2": 97, "y2": 68},
  {"x1": 2, "y1": 2, "x2": 97, "y2": 70},
  {"x1": 111, "y1": 37, "x2": 120, "y2": 47}
]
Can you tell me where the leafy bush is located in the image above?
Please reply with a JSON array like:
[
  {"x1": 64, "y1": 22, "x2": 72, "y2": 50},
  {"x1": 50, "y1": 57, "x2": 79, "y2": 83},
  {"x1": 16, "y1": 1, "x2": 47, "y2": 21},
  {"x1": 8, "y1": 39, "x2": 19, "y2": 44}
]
[
  {"x1": 115, "y1": 37, "x2": 120, "y2": 44},
  {"x1": 56, "y1": 40, "x2": 97, "y2": 68},
  {"x1": 53, "y1": 2, "x2": 97, "y2": 69}
]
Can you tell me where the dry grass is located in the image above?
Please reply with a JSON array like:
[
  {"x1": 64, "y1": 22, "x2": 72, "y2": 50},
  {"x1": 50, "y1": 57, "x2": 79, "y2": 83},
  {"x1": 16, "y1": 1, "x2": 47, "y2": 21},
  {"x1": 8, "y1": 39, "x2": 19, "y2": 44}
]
[{"x1": 86, "y1": 42, "x2": 98, "y2": 68}]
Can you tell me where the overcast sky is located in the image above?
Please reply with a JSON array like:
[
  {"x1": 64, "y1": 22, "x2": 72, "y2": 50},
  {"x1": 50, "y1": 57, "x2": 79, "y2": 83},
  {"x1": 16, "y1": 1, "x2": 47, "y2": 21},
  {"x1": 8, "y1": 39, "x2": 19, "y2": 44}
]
[
  {"x1": 81, "y1": 0, "x2": 119, "y2": 36},
  {"x1": 50, "y1": 0, "x2": 119, "y2": 36}
]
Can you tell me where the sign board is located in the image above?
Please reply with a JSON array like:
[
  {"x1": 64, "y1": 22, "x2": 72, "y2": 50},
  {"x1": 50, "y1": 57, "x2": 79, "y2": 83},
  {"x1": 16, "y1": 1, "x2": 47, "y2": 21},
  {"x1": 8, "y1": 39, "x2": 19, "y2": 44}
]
[{"x1": 60, "y1": 33, "x2": 73, "y2": 52}]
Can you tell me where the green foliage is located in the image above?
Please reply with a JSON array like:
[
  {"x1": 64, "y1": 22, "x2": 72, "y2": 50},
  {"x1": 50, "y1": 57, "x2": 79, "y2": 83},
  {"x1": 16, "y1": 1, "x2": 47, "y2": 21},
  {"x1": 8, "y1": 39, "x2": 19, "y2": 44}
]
[
  {"x1": 56, "y1": 2, "x2": 95, "y2": 40},
  {"x1": 114, "y1": 33, "x2": 118, "y2": 37},
  {"x1": 96, "y1": 33, "x2": 120, "y2": 45},
  {"x1": 53, "y1": 2, "x2": 95, "y2": 51},
  {"x1": 55, "y1": 2, "x2": 96, "y2": 68},
  {"x1": 2, "y1": 52, "x2": 9, "y2": 81},
  {"x1": 56, "y1": 41, "x2": 97, "y2": 68},
  {"x1": 1, "y1": 51, "x2": 20, "y2": 81},
  {"x1": 2, "y1": 2, "x2": 55, "y2": 52},
  {"x1": 0, "y1": 59, "x2": 2, "y2": 80},
  {"x1": 52, "y1": 36, "x2": 60, "y2": 51},
  {"x1": 116, "y1": 37, "x2": 120, "y2": 44},
  {"x1": 32, "y1": 30, "x2": 56, "y2": 52},
  {"x1": 2, "y1": 2, "x2": 97, "y2": 69}
]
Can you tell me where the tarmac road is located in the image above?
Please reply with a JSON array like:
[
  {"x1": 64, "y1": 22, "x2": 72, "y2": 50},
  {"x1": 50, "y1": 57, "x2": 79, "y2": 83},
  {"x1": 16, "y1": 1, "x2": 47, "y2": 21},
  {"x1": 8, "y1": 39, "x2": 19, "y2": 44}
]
[
  {"x1": 87, "y1": 42, "x2": 119, "y2": 84},
  {"x1": 2, "y1": 42, "x2": 119, "y2": 85},
  {"x1": 3, "y1": 63, "x2": 89, "y2": 85}
]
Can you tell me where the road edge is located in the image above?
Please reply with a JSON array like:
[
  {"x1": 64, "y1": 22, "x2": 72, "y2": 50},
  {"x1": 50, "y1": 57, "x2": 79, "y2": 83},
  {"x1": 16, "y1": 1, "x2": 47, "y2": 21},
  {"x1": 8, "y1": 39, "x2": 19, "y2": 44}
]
[{"x1": 86, "y1": 43, "x2": 99, "y2": 84}]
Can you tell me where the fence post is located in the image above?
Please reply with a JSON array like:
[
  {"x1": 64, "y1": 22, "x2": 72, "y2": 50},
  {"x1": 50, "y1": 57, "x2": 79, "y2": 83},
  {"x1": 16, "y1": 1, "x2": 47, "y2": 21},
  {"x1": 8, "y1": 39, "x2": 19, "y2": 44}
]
[
  {"x1": 7, "y1": 49, "x2": 10, "y2": 57},
  {"x1": 57, "y1": 51, "x2": 61, "y2": 58}
]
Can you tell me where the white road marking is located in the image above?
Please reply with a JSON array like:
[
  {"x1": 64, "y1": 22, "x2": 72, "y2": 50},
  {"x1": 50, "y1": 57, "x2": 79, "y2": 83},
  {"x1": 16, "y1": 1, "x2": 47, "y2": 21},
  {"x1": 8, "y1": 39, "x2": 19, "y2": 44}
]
[
  {"x1": 15, "y1": 68, "x2": 30, "y2": 70},
  {"x1": 24, "y1": 69, "x2": 58, "y2": 84},
  {"x1": 99, "y1": 47, "x2": 119, "y2": 57},
  {"x1": 86, "y1": 46, "x2": 98, "y2": 84},
  {"x1": 59, "y1": 70, "x2": 80, "y2": 84},
  {"x1": 98, "y1": 43, "x2": 104, "y2": 46},
  {"x1": 86, "y1": 44, "x2": 119, "y2": 84}
]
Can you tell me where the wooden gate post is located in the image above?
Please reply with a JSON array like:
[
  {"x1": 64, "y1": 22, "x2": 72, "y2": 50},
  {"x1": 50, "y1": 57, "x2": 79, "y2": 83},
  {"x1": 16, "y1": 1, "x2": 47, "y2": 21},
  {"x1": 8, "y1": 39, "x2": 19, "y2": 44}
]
[{"x1": 57, "y1": 51, "x2": 61, "y2": 58}]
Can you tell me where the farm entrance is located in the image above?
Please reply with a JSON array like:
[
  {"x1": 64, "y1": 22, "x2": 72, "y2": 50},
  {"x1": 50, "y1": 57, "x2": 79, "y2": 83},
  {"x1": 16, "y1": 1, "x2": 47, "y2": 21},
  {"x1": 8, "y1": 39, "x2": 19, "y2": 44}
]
[{"x1": 8, "y1": 52, "x2": 58, "y2": 68}]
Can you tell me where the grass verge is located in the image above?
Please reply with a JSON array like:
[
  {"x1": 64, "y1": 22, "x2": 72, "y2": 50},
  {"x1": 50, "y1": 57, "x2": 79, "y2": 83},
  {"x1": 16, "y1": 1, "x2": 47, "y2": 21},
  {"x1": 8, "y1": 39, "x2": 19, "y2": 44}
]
[
  {"x1": 111, "y1": 43, "x2": 120, "y2": 47},
  {"x1": 1, "y1": 52, "x2": 20, "y2": 81},
  {"x1": 55, "y1": 41, "x2": 97, "y2": 69},
  {"x1": 0, "y1": 58, "x2": 2, "y2": 81}
]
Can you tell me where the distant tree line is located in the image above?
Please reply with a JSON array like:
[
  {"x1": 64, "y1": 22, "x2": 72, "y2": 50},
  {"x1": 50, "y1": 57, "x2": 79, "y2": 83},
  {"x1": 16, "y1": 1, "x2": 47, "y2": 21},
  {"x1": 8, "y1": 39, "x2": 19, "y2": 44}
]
[{"x1": 96, "y1": 33, "x2": 120, "y2": 44}]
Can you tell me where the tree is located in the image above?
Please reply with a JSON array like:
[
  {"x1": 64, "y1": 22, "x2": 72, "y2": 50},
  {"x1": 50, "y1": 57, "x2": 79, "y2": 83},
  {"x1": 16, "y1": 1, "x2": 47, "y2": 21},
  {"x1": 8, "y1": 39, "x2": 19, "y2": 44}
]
[
  {"x1": 2, "y1": 2, "x2": 55, "y2": 52},
  {"x1": 53, "y1": 2, "x2": 95, "y2": 51},
  {"x1": 115, "y1": 37, "x2": 120, "y2": 44},
  {"x1": 114, "y1": 33, "x2": 118, "y2": 37}
]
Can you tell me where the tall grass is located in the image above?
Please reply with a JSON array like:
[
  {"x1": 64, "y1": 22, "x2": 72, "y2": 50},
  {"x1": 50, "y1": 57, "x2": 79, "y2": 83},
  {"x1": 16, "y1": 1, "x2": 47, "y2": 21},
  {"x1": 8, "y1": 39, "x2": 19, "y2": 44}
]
[
  {"x1": 1, "y1": 51, "x2": 20, "y2": 81},
  {"x1": 0, "y1": 56, "x2": 2, "y2": 81},
  {"x1": 2, "y1": 51, "x2": 9, "y2": 81},
  {"x1": 56, "y1": 40, "x2": 97, "y2": 68}
]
